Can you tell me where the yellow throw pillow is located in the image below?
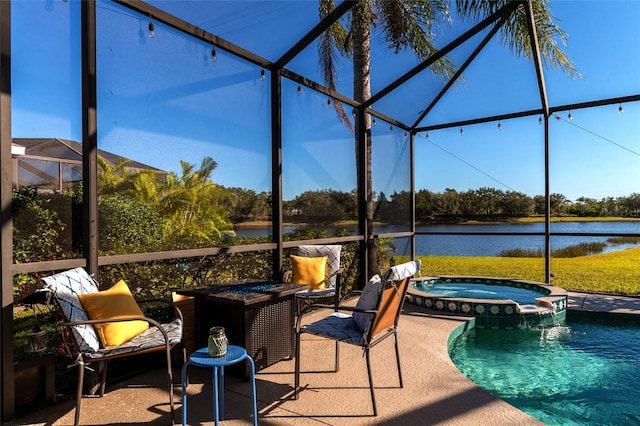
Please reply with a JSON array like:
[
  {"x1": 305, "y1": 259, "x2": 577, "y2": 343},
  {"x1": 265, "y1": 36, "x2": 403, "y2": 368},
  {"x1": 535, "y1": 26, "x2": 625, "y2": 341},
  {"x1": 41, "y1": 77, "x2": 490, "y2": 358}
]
[
  {"x1": 290, "y1": 255, "x2": 328, "y2": 290},
  {"x1": 78, "y1": 280, "x2": 149, "y2": 348}
]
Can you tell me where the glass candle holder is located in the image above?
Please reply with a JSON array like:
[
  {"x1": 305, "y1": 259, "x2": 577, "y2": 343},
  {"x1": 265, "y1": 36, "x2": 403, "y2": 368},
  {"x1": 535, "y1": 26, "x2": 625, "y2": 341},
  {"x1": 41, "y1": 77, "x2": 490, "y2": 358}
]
[{"x1": 208, "y1": 326, "x2": 228, "y2": 357}]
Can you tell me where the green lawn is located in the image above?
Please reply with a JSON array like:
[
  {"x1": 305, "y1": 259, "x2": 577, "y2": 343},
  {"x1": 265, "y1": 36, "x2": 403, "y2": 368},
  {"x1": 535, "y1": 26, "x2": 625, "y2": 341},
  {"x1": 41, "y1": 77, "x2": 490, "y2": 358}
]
[
  {"x1": 512, "y1": 216, "x2": 640, "y2": 224},
  {"x1": 412, "y1": 246, "x2": 640, "y2": 296}
]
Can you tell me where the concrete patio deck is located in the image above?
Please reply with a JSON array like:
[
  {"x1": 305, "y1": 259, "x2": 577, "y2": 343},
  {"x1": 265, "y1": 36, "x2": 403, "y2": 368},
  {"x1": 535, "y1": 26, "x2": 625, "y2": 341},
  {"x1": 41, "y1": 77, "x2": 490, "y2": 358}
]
[{"x1": 13, "y1": 291, "x2": 640, "y2": 426}]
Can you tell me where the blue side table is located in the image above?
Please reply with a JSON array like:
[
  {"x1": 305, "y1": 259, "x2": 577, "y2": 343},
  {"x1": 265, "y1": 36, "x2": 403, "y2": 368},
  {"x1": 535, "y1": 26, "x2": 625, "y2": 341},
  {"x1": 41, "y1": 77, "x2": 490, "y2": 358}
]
[{"x1": 182, "y1": 345, "x2": 258, "y2": 426}]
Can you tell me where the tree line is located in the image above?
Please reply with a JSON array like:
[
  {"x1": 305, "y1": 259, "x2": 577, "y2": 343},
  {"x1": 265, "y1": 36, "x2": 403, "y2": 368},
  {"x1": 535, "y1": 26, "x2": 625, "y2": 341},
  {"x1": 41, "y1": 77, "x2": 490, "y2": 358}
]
[
  {"x1": 227, "y1": 187, "x2": 640, "y2": 223},
  {"x1": 12, "y1": 157, "x2": 638, "y2": 299}
]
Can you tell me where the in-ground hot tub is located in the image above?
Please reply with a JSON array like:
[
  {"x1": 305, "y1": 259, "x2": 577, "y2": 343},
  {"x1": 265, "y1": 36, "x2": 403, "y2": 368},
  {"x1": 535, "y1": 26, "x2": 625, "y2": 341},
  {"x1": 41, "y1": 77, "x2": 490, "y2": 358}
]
[{"x1": 407, "y1": 276, "x2": 568, "y2": 329}]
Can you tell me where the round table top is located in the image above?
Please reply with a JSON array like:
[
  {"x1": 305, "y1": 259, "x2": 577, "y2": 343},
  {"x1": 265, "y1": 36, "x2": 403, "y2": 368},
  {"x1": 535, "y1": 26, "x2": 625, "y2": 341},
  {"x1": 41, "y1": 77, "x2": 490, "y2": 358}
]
[{"x1": 189, "y1": 345, "x2": 248, "y2": 367}]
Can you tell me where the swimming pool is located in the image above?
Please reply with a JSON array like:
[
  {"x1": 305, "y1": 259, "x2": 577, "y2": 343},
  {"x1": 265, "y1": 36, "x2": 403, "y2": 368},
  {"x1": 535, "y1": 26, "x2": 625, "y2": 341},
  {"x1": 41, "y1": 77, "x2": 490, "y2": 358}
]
[
  {"x1": 407, "y1": 277, "x2": 568, "y2": 329},
  {"x1": 449, "y1": 320, "x2": 640, "y2": 425},
  {"x1": 415, "y1": 280, "x2": 544, "y2": 304}
]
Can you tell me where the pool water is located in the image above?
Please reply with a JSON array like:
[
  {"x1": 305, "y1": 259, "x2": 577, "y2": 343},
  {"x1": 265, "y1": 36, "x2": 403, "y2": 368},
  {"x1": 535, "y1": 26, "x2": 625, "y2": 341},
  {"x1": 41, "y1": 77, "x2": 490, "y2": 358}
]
[
  {"x1": 449, "y1": 320, "x2": 640, "y2": 425},
  {"x1": 415, "y1": 281, "x2": 545, "y2": 304}
]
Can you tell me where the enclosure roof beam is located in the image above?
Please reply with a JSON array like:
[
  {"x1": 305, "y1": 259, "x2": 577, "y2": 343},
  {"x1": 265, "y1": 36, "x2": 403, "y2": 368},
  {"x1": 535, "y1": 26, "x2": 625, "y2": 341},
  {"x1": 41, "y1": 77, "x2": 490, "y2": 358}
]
[
  {"x1": 411, "y1": 8, "x2": 512, "y2": 130},
  {"x1": 275, "y1": 0, "x2": 355, "y2": 69},
  {"x1": 524, "y1": 0, "x2": 550, "y2": 118},
  {"x1": 414, "y1": 93, "x2": 640, "y2": 133},
  {"x1": 549, "y1": 94, "x2": 640, "y2": 115},
  {"x1": 115, "y1": 0, "x2": 273, "y2": 68},
  {"x1": 415, "y1": 108, "x2": 542, "y2": 132}
]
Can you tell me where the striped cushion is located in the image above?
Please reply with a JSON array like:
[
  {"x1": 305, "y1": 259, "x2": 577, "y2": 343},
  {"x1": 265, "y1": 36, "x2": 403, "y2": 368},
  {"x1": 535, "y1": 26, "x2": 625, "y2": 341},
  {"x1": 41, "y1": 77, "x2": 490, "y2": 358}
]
[
  {"x1": 42, "y1": 268, "x2": 101, "y2": 353},
  {"x1": 83, "y1": 319, "x2": 183, "y2": 359},
  {"x1": 386, "y1": 260, "x2": 421, "y2": 281},
  {"x1": 300, "y1": 313, "x2": 364, "y2": 346}
]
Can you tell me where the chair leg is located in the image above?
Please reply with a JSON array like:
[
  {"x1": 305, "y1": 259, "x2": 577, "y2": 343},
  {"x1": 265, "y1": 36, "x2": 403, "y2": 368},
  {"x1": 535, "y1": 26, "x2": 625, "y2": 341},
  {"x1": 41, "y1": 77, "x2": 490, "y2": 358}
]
[
  {"x1": 99, "y1": 360, "x2": 108, "y2": 397},
  {"x1": 75, "y1": 360, "x2": 85, "y2": 426},
  {"x1": 176, "y1": 344, "x2": 188, "y2": 385},
  {"x1": 181, "y1": 360, "x2": 191, "y2": 426},
  {"x1": 394, "y1": 333, "x2": 403, "y2": 388},
  {"x1": 165, "y1": 344, "x2": 175, "y2": 423},
  {"x1": 365, "y1": 349, "x2": 377, "y2": 416},
  {"x1": 334, "y1": 340, "x2": 339, "y2": 372},
  {"x1": 294, "y1": 330, "x2": 301, "y2": 400}
]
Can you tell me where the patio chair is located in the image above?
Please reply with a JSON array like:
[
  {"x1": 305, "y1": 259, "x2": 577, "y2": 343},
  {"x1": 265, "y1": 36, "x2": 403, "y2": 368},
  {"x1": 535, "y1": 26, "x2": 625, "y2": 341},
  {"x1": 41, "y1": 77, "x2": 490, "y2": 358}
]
[
  {"x1": 283, "y1": 244, "x2": 343, "y2": 315},
  {"x1": 41, "y1": 267, "x2": 185, "y2": 426},
  {"x1": 294, "y1": 260, "x2": 421, "y2": 416}
]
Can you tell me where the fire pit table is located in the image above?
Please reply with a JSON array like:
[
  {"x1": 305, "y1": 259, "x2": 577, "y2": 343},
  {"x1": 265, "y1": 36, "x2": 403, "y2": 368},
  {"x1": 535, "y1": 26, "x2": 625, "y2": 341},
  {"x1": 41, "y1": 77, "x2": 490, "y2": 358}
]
[{"x1": 177, "y1": 281, "x2": 303, "y2": 378}]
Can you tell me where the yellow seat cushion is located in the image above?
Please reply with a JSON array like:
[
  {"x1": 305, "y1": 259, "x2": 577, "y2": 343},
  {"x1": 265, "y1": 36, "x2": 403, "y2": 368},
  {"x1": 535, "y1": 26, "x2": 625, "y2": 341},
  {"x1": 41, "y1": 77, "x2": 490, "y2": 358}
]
[
  {"x1": 78, "y1": 280, "x2": 149, "y2": 348},
  {"x1": 290, "y1": 255, "x2": 328, "y2": 290}
]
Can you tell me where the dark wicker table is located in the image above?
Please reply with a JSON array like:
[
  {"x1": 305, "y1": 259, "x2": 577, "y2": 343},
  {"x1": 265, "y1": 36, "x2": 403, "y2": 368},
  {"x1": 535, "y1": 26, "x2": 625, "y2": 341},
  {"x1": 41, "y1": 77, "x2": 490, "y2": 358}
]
[{"x1": 177, "y1": 281, "x2": 303, "y2": 379}]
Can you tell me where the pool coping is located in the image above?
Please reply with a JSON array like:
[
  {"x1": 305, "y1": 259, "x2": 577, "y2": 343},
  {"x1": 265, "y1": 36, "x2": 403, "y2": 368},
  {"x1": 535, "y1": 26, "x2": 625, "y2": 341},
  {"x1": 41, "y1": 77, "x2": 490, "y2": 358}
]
[
  {"x1": 567, "y1": 290, "x2": 640, "y2": 323},
  {"x1": 407, "y1": 276, "x2": 569, "y2": 328}
]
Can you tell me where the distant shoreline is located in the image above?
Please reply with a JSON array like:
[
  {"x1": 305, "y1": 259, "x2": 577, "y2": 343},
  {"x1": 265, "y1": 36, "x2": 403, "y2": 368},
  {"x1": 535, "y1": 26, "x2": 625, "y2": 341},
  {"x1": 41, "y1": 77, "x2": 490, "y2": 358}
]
[
  {"x1": 233, "y1": 216, "x2": 640, "y2": 229},
  {"x1": 233, "y1": 220, "x2": 358, "y2": 229}
]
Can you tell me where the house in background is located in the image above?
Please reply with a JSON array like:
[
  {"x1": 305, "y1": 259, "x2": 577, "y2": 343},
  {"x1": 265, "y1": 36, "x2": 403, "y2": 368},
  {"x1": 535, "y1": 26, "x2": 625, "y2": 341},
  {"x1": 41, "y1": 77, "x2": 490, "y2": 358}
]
[{"x1": 11, "y1": 138, "x2": 164, "y2": 191}]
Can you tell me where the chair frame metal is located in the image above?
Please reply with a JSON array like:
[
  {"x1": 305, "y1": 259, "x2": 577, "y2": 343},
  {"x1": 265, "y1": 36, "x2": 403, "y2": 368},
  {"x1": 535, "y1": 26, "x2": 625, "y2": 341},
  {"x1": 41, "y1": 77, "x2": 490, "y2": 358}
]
[
  {"x1": 294, "y1": 271, "x2": 413, "y2": 416},
  {"x1": 283, "y1": 244, "x2": 344, "y2": 315}
]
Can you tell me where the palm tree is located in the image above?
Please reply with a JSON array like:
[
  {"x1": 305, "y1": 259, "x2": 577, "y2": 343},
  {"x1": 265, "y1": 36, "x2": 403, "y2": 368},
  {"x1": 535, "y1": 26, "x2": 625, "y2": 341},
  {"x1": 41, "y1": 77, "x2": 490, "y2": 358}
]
[
  {"x1": 97, "y1": 156, "x2": 235, "y2": 245},
  {"x1": 160, "y1": 157, "x2": 236, "y2": 242},
  {"x1": 319, "y1": 0, "x2": 579, "y2": 277}
]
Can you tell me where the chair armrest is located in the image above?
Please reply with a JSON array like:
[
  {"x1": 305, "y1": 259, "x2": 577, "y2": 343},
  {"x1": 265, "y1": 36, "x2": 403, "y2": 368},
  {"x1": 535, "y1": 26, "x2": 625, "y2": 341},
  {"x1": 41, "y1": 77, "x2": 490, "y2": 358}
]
[
  {"x1": 62, "y1": 315, "x2": 165, "y2": 333},
  {"x1": 60, "y1": 315, "x2": 172, "y2": 349},
  {"x1": 339, "y1": 289, "x2": 362, "y2": 304},
  {"x1": 295, "y1": 303, "x2": 335, "y2": 332}
]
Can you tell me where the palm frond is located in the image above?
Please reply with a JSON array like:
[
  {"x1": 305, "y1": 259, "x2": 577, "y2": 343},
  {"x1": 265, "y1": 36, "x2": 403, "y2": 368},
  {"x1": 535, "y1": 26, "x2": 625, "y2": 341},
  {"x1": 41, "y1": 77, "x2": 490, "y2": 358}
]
[
  {"x1": 376, "y1": 0, "x2": 457, "y2": 80},
  {"x1": 319, "y1": 0, "x2": 354, "y2": 131},
  {"x1": 456, "y1": 0, "x2": 581, "y2": 78}
]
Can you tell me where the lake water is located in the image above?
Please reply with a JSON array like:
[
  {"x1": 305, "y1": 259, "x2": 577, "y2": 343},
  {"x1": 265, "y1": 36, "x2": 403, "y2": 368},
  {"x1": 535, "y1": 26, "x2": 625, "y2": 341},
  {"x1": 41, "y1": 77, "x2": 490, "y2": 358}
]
[
  {"x1": 413, "y1": 221, "x2": 640, "y2": 256},
  {"x1": 235, "y1": 221, "x2": 640, "y2": 257}
]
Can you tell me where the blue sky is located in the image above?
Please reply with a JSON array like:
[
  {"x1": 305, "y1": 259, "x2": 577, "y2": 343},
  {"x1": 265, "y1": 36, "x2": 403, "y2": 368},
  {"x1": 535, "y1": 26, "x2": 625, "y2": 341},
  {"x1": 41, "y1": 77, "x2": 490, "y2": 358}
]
[{"x1": 10, "y1": 0, "x2": 640, "y2": 202}]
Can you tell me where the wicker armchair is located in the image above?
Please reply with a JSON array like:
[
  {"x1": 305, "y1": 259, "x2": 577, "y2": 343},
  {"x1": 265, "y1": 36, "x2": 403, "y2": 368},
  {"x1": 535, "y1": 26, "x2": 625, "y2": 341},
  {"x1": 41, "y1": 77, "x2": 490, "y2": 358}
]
[{"x1": 42, "y1": 268, "x2": 185, "y2": 426}]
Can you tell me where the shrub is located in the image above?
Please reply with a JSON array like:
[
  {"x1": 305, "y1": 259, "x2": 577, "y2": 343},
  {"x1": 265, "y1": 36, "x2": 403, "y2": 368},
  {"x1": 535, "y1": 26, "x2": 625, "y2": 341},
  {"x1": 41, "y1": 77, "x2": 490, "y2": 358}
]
[
  {"x1": 98, "y1": 194, "x2": 164, "y2": 254},
  {"x1": 500, "y1": 242, "x2": 606, "y2": 258},
  {"x1": 12, "y1": 188, "x2": 73, "y2": 264}
]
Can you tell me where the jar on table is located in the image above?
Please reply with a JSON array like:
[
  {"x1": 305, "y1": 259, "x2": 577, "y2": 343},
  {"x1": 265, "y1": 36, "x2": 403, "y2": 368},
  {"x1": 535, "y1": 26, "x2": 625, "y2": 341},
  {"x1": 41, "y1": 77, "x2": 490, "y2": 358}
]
[{"x1": 208, "y1": 326, "x2": 228, "y2": 357}]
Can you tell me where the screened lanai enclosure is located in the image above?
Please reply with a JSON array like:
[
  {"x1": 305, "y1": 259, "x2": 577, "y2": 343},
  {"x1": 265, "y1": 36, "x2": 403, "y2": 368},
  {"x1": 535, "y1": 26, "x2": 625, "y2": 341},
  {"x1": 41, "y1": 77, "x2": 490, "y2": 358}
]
[{"x1": 1, "y1": 0, "x2": 639, "y2": 420}]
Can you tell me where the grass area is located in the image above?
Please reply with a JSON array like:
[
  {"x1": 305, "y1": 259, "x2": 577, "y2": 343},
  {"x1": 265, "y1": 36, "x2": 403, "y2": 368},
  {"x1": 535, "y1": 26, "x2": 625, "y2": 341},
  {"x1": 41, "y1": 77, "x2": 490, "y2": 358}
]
[
  {"x1": 412, "y1": 246, "x2": 640, "y2": 296},
  {"x1": 419, "y1": 216, "x2": 640, "y2": 225},
  {"x1": 513, "y1": 216, "x2": 640, "y2": 223}
]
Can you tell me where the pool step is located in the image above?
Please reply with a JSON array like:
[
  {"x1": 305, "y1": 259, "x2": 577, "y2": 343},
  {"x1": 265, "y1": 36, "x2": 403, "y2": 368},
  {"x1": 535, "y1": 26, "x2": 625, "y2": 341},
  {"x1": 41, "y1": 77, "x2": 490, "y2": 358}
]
[{"x1": 517, "y1": 303, "x2": 554, "y2": 314}]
